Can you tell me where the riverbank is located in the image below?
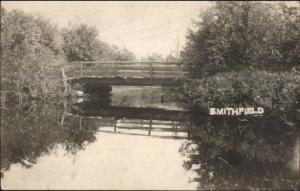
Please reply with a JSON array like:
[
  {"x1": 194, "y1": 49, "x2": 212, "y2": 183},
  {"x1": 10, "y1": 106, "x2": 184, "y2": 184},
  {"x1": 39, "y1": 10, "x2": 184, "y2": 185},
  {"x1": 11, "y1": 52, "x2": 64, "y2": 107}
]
[
  {"x1": 175, "y1": 70, "x2": 300, "y2": 190},
  {"x1": 176, "y1": 70, "x2": 300, "y2": 128}
]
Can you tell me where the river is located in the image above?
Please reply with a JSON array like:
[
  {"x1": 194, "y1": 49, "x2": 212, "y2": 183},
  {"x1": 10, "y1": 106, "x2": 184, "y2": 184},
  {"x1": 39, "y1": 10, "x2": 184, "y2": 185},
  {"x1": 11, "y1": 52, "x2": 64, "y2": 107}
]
[{"x1": 1, "y1": 86, "x2": 299, "y2": 190}]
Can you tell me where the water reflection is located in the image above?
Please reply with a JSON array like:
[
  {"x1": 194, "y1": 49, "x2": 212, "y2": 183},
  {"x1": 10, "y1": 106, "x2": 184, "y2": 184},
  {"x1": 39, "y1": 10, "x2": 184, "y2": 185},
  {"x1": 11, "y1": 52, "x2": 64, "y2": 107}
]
[
  {"x1": 0, "y1": 101, "x2": 98, "y2": 180},
  {"x1": 66, "y1": 115, "x2": 189, "y2": 139},
  {"x1": 1, "y1": 86, "x2": 299, "y2": 190},
  {"x1": 180, "y1": 115, "x2": 300, "y2": 190},
  {"x1": 69, "y1": 86, "x2": 190, "y2": 139},
  {"x1": 2, "y1": 133, "x2": 194, "y2": 190},
  {"x1": 1, "y1": 86, "x2": 194, "y2": 189},
  {"x1": 110, "y1": 86, "x2": 186, "y2": 110}
]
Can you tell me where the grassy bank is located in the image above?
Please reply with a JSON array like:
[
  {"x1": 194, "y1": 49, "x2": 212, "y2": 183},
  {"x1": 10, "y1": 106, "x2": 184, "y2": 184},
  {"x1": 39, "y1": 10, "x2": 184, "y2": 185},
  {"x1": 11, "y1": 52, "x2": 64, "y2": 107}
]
[{"x1": 177, "y1": 70, "x2": 300, "y2": 128}]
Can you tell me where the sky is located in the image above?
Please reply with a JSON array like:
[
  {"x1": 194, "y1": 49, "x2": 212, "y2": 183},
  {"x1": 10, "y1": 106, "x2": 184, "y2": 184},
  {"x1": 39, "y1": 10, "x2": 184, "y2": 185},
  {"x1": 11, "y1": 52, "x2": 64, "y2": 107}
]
[
  {"x1": 2, "y1": 1, "x2": 298, "y2": 59},
  {"x1": 2, "y1": 1, "x2": 213, "y2": 59}
]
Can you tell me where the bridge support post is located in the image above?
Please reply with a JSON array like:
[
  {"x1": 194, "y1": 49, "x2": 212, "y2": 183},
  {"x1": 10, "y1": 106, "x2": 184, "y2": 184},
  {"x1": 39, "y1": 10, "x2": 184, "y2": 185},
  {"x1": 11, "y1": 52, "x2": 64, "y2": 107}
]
[
  {"x1": 186, "y1": 121, "x2": 191, "y2": 139},
  {"x1": 114, "y1": 120, "x2": 117, "y2": 134},
  {"x1": 150, "y1": 62, "x2": 153, "y2": 85},
  {"x1": 114, "y1": 62, "x2": 119, "y2": 77},
  {"x1": 174, "y1": 121, "x2": 178, "y2": 137},
  {"x1": 148, "y1": 115, "x2": 152, "y2": 136},
  {"x1": 141, "y1": 119, "x2": 144, "y2": 129}
]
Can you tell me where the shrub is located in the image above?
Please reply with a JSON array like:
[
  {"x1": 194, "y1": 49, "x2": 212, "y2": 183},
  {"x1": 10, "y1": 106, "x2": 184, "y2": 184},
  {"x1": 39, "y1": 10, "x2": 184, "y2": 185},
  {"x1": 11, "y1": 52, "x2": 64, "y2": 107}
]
[{"x1": 177, "y1": 70, "x2": 300, "y2": 127}]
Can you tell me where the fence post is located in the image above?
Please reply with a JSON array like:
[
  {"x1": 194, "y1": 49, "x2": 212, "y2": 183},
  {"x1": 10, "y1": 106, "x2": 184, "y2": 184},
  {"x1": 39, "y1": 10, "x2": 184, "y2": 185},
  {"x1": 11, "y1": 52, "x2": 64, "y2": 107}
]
[
  {"x1": 114, "y1": 120, "x2": 117, "y2": 133},
  {"x1": 175, "y1": 124, "x2": 178, "y2": 137},
  {"x1": 187, "y1": 121, "x2": 191, "y2": 139},
  {"x1": 80, "y1": 62, "x2": 83, "y2": 77},
  {"x1": 150, "y1": 62, "x2": 153, "y2": 85},
  {"x1": 148, "y1": 115, "x2": 152, "y2": 136},
  {"x1": 176, "y1": 63, "x2": 179, "y2": 80},
  {"x1": 114, "y1": 62, "x2": 118, "y2": 77}
]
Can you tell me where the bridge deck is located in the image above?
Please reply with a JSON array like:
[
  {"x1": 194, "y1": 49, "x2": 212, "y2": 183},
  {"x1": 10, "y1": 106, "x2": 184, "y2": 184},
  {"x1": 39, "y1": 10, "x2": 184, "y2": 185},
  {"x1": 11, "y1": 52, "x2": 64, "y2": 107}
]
[
  {"x1": 70, "y1": 105, "x2": 190, "y2": 121},
  {"x1": 65, "y1": 61, "x2": 189, "y2": 85},
  {"x1": 64, "y1": 113, "x2": 189, "y2": 139},
  {"x1": 68, "y1": 77, "x2": 187, "y2": 86}
]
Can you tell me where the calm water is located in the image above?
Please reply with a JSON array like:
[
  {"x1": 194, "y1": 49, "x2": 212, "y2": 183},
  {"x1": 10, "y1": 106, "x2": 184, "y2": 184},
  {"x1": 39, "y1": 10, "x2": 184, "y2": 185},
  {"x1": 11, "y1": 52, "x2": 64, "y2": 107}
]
[{"x1": 1, "y1": 86, "x2": 299, "y2": 190}]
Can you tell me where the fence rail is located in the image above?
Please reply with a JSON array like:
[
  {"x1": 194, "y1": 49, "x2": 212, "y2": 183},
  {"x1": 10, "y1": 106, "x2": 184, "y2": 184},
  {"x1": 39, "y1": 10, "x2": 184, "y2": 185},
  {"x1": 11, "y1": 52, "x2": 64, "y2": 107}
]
[
  {"x1": 65, "y1": 61, "x2": 189, "y2": 79},
  {"x1": 64, "y1": 114, "x2": 189, "y2": 138}
]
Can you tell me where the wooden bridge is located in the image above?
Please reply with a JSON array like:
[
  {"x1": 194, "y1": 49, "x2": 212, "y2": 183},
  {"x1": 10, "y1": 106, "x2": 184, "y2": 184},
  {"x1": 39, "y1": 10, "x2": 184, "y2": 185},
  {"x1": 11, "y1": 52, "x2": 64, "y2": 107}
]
[
  {"x1": 60, "y1": 100, "x2": 192, "y2": 139},
  {"x1": 64, "y1": 61, "x2": 189, "y2": 86},
  {"x1": 70, "y1": 104, "x2": 190, "y2": 121},
  {"x1": 64, "y1": 114, "x2": 190, "y2": 139}
]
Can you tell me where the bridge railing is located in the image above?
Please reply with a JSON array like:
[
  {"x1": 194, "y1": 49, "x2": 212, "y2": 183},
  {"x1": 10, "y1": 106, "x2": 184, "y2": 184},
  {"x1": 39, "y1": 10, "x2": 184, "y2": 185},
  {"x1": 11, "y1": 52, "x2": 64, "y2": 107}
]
[
  {"x1": 64, "y1": 114, "x2": 189, "y2": 138},
  {"x1": 65, "y1": 61, "x2": 189, "y2": 79}
]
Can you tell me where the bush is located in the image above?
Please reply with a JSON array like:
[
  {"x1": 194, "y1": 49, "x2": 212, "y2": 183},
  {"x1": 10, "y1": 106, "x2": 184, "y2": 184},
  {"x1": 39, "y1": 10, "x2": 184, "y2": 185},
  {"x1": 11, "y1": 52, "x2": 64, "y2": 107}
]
[
  {"x1": 181, "y1": 2, "x2": 300, "y2": 78},
  {"x1": 177, "y1": 70, "x2": 300, "y2": 127},
  {"x1": 1, "y1": 7, "x2": 66, "y2": 103}
]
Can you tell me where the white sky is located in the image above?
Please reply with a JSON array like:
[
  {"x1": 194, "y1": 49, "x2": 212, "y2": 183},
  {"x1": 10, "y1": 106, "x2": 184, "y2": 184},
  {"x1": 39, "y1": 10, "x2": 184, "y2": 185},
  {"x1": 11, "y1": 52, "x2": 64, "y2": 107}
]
[
  {"x1": 2, "y1": 1, "x2": 213, "y2": 59},
  {"x1": 2, "y1": 1, "x2": 298, "y2": 59}
]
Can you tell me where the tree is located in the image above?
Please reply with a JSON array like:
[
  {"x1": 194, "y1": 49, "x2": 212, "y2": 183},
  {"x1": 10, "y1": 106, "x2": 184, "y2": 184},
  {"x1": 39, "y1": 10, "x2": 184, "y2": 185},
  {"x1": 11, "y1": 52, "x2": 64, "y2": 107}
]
[
  {"x1": 181, "y1": 2, "x2": 300, "y2": 77},
  {"x1": 165, "y1": 54, "x2": 180, "y2": 62},
  {"x1": 141, "y1": 52, "x2": 165, "y2": 62},
  {"x1": 110, "y1": 46, "x2": 136, "y2": 61},
  {"x1": 62, "y1": 23, "x2": 136, "y2": 62},
  {"x1": 1, "y1": 7, "x2": 64, "y2": 102},
  {"x1": 62, "y1": 23, "x2": 101, "y2": 62}
]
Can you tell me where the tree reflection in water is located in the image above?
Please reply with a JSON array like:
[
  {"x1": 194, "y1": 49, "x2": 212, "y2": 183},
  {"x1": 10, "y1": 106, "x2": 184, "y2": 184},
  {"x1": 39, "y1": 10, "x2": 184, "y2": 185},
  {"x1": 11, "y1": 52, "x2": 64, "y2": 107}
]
[
  {"x1": 0, "y1": 101, "x2": 98, "y2": 178},
  {"x1": 1, "y1": 87, "x2": 299, "y2": 190},
  {"x1": 180, "y1": 113, "x2": 300, "y2": 190}
]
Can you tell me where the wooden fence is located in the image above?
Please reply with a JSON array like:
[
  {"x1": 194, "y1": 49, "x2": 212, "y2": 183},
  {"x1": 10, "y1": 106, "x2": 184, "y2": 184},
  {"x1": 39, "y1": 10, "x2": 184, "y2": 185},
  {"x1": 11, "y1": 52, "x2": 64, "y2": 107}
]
[{"x1": 65, "y1": 61, "x2": 189, "y2": 79}]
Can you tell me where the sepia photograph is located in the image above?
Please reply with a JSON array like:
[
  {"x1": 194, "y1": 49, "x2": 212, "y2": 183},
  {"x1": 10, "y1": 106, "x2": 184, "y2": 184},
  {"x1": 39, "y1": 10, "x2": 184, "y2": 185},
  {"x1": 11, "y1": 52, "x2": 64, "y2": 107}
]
[{"x1": 1, "y1": 1, "x2": 299, "y2": 190}]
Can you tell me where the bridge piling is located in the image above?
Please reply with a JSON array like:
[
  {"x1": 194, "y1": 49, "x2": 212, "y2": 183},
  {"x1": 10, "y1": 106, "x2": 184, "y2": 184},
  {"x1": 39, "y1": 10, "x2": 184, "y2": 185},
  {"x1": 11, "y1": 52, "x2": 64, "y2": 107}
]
[
  {"x1": 148, "y1": 115, "x2": 153, "y2": 136},
  {"x1": 150, "y1": 62, "x2": 153, "y2": 85},
  {"x1": 114, "y1": 62, "x2": 119, "y2": 77},
  {"x1": 114, "y1": 121, "x2": 117, "y2": 134}
]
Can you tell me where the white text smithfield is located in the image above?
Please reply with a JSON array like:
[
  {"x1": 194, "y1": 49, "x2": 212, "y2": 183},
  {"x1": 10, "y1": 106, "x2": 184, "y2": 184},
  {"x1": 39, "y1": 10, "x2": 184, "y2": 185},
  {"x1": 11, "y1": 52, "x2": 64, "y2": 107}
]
[{"x1": 209, "y1": 107, "x2": 264, "y2": 116}]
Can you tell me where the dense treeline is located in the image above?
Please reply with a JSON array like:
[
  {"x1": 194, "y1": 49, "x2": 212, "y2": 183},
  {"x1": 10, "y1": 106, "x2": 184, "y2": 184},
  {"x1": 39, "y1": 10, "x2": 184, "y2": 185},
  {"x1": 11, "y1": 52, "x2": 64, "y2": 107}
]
[
  {"x1": 1, "y1": 7, "x2": 64, "y2": 103},
  {"x1": 181, "y1": 1, "x2": 300, "y2": 77},
  {"x1": 140, "y1": 53, "x2": 179, "y2": 62},
  {"x1": 178, "y1": 2, "x2": 300, "y2": 128},
  {"x1": 61, "y1": 23, "x2": 136, "y2": 62},
  {"x1": 1, "y1": 101, "x2": 99, "y2": 178},
  {"x1": 0, "y1": 6, "x2": 136, "y2": 104},
  {"x1": 178, "y1": 71, "x2": 300, "y2": 127},
  {"x1": 180, "y1": 117, "x2": 300, "y2": 190},
  {"x1": 177, "y1": 3, "x2": 300, "y2": 188}
]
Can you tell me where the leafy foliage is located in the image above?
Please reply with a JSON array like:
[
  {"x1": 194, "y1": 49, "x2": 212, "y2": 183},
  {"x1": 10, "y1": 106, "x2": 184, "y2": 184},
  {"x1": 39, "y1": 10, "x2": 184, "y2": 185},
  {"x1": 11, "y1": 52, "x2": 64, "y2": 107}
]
[
  {"x1": 1, "y1": 6, "x2": 137, "y2": 103},
  {"x1": 177, "y1": 70, "x2": 300, "y2": 128},
  {"x1": 62, "y1": 23, "x2": 136, "y2": 62},
  {"x1": 0, "y1": 101, "x2": 98, "y2": 178},
  {"x1": 141, "y1": 52, "x2": 165, "y2": 62},
  {"x1": 181, "y1": 2, "x2": 300, "y2": 77},
  {"x1": 1, "y1": 7, "x2": 65, "y2": 102},
  {"x1": 180, "y1": 119, "x2": 300, "y2": 190},
  {"x1": 62, "y1": 23, "x2": 100, "y2": 62}
]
